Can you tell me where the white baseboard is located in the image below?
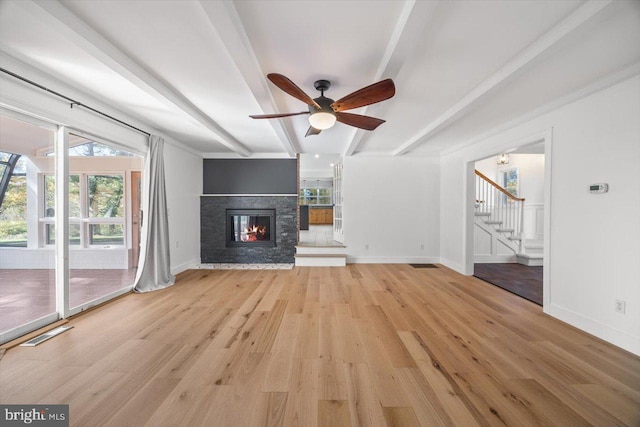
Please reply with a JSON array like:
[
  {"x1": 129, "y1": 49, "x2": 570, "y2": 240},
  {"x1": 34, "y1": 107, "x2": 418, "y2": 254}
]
[
  {"x1": 439, "y1": 257, "x2": 466, "y2": 274},
  {"x1": 346, "y1": 256, "x2": 440, "y2": 265},
  {"x1": 171, "y1": 258, "x2": 200, "y2": 275},
  {"x1": 548, "y1": 303, "x2": 640, "y2": 356},
  {"x1": 474, "y1": 254, "x2": 518, "y2": 263}
]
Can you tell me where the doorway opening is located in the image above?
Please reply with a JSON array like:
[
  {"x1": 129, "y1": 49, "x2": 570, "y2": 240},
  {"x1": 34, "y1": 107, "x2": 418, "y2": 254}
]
[{"x1": 465, "y1": 131, "x2": 552, "y2": 308}]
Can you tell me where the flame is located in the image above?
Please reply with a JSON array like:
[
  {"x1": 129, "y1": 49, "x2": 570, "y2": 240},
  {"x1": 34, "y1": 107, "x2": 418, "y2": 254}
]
[{"x1": 244, "y1": 225, "x2": 267, "y2": 241}]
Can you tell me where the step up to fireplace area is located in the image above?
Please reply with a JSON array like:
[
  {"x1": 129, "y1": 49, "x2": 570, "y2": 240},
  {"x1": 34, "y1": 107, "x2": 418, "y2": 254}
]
[{"x1": 295, "y1": 244, "x2": 347, "y2": 267}]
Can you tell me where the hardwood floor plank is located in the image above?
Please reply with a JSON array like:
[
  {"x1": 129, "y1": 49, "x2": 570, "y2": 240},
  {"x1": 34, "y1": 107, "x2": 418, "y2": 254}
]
[
  {"x1": 262, "y1": 314, "x2": 302, "y2": 392},
  {"x1": 1, "y1": 265, "x2": 638, "y2": 426},
  {"x1": 283, "y1": 358, "x2": 318, "y2": 427},
  {"x1": 318, "y1": 399, "x2": 351, "y2": 427},
  {"x1": 72, "y1": 342, "x2": 179, "y2": 426},
  {"x1": 252, "y1": 299, "x2": 288, "y2": 354},
  {"x1": 354, "y1": 317, "x2": 411, "y2": 407},
  {"x1": 397, "y1": 332, "x2": 484, "y2": 426},
  {"x1": 103, "y1": 377, "x2": 181, "y2": 427},
  {"x1": 254, "y1": 272, "x2": 282, "y2": 312},
  {"x1": 344, "y1": 362, "x2": 388, "y2": 427},
  {"x1": 382, "y1": 406, "x2": 421, "y2": 427},
  {"x1": 363, "y1": 304, "x2": 417, "y2": 368},
  {"x1": 393, "y1": 367, "x2": 459, "y2": 427},
  {"x1": 506, "y1": 378, "x2": 593, "y2": 426},
  {"x1": 250, "y1": 392, "x2": 289, "y2": 427},
  {"x1": 573, "y1": 383, "x2": 640, "y2": 426},
  {"x1": 294, "y1": 301, "x2": 320, "y2": 359},
  {"x1": 144, "y1": 385, "x2": 220, "y2": 427}
]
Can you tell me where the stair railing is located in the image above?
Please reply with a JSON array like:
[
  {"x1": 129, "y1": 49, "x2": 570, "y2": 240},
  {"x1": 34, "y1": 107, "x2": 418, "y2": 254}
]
[{"x1": 475, "y1": 170, "x2": 525, "y2": 249}]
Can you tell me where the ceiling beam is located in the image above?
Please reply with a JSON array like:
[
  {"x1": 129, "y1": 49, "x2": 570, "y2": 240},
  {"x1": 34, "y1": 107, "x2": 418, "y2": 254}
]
[
  {"x1": 437, "y1": 61, "x2": 640, "y2": 158},
  {"x1": 19, "y1": 0, "x2": 251, "y2": 157},
  {"x1": 198, "y1": 0, "x2": 300, "y2": 157},
  {"x1": 393, "y1": 0, "x2": 613, "y2": 156},
  {"x1": 342, "y1": 0, "x2": 441, "y2": 157}
]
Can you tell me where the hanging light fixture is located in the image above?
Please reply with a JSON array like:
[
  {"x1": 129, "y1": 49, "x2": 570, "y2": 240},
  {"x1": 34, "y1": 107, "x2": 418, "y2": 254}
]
[
  {"x1": 307, "y1": 79, "x2": 336, "y2": 130},
  {"x1": 497, "y1": 153, "x2": 509, "y2": 165},
  {"x1": 308, "y1": 111, "x2": 336, "y2": 130}
]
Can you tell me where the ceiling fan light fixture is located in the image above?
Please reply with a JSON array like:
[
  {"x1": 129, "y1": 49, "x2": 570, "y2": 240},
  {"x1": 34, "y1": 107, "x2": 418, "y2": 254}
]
[{"x1": 308, "y1": 112, "x2": 336, "y2": 130}]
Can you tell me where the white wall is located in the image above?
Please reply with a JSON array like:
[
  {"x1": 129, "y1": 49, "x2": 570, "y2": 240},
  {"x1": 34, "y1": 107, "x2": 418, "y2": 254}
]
[
  {"x1": 164, "y1": 142, "x2": 202, "y2": 274},
  {"x1": 343, "y1": 156, "x2": 440, "y2": 263},
  {"x1": 440, "y1": 152, "x2": 465, "y2": 272},
  {"x1": 441, "y1": 75, "x2": 640, "y2": 355}
]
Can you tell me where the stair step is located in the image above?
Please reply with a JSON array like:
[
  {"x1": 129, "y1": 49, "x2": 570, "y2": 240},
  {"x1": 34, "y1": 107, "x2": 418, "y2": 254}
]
[
  {"x1": 485, "y1": 220, "x2": 503, "y2": 225},
  {"x1": 508, "y1": 236, "x2": 522, "y2": 241},
  {"x1": 295, "y1": 253, "x2": 346, "y2": 267},
  {"x1": 496, "y1": 228, "x2": 514, "y2": 233},
  {"x1": 296, "y1": 245, "x2": 346, "y2": 255},
  {"x1": 524, "y1": 241, "x2": 544, "y2": 255},
  {"x1": 525, "y1": 243, "x2": 544, "y2": 249},
  {"x1": 516, "y1": 253, "x2": 543, "y2": 266},
  {"x1": 295, "y1": 254, "x2": 347, "y2": 258},
  {"x1": 474, "y1": 212, "x2": 491, "y2": 217}
]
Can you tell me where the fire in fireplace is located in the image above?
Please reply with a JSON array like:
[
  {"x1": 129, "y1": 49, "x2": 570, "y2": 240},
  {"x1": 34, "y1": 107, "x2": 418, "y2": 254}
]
[{"x1": 226, "y1": 209, "x2": 276, "y2": 247}]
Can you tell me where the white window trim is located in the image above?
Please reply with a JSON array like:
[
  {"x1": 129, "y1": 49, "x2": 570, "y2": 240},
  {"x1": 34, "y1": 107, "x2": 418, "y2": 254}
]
[{"x1": 39, "y1": 172, "x2": 126, "y2": 248}]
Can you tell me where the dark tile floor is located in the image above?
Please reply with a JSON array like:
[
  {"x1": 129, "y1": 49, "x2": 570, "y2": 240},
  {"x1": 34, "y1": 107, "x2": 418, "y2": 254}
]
[
  {"x1": 474, "y1": 263, "x2": 543, "y2": 305},
  {"x1": 0, "y1": 268, "x2": 137, "y2": 333}
]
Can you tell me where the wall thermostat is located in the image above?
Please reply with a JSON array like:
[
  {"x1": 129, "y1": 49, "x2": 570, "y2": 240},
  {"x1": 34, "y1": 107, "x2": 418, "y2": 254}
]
[{"x1": 589, "y1": 183, "x2": 608, "y2": 194}]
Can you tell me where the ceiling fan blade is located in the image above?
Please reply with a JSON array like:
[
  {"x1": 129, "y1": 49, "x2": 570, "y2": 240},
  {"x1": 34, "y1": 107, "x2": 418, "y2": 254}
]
[
  {"x1": 249, "y1": 111, "x2": 309, "y2": 119},
  {"x1": 336, "y1": 112, "x2": 385, "y2": 131},
  {"x1": 305, "y1": 126, "x2": 322, "y2": 137},
  {"x1": 331, "y1": 79, "x2": 395, "y2": 112},
  {"x1": 267, "y1": 73, "x2": 321, "y2": 109}
]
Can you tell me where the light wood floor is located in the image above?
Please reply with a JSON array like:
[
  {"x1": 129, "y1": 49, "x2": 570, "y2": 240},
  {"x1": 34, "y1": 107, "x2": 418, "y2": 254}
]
[{"x1": 1, "y1": 264, "x2": 638, "y2": 426}]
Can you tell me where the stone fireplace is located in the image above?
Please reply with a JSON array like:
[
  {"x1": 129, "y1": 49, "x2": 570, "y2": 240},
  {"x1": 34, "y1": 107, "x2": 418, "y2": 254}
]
[
  {"x1": 200, "y1": 196, "x2": 296, "y2": 264},
  {"x1": 200, "y1": 158, "x2": 298, "y2": 264}
]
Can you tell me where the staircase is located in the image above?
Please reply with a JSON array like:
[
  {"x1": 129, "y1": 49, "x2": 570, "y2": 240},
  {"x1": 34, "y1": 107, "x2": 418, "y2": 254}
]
[
  {"x1": 517, "y1": 239, "x2": 544, "y2": 266},
  {"x1": 294, "y1": 244, "x2": 347, "y2": 267},
  {"x1": 475, "y1": 170, "x2": 542, "y2": 266}
]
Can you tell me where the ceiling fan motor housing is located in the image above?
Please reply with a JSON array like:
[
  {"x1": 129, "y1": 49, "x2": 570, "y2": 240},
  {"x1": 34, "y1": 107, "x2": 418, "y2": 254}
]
[{"x1": 309, "y1": 95, "x2": 335, "y2": 115}]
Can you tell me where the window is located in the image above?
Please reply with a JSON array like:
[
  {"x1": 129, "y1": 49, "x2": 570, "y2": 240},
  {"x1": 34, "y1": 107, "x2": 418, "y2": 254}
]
[
  {"x1": 0, "y1": 154, "x2": 27, "y2": 247},
  {"x1": 499, "y1": 167, "x2": 519, "y2": 204},
  {"x1": 41, "y1": 173, "x2": 124, "y2": 247},
  {"x1": 88, "y1": 175, "x2": 123, "y2": 218},
  {"x1": 45, "y1": 140, "x2": 135, "y2": 157},
  {"x1": 299, "y1": 179, "x2": 333, "y2": 206}
]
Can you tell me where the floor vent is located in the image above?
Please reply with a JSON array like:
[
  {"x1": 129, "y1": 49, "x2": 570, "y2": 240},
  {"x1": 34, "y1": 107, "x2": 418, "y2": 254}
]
[
  {"x1": 20, "y1": 326, "x2": 73, "y2": 347},
  {"x1": 409, "y1": 264, "x2": 438, "y2": 269}
]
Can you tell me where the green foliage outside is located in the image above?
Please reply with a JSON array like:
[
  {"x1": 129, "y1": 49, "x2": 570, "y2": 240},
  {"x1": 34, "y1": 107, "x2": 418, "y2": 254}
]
[
  {"x1": 1, "y1": 173, "x2": 125, "y2": 246},
  {"x1": 0, "y1": 175, "x2": 27, "y2": 246}
]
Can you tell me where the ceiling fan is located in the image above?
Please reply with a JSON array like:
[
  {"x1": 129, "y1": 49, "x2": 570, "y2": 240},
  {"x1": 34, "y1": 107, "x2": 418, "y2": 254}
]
[{"x1": 250, "y1": 73, "x2": 395, "y2": 137}]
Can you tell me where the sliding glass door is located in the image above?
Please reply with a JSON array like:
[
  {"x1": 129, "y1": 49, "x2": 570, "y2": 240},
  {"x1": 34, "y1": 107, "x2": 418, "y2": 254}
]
[
  {"x1": 0, "y1": 115, "x2": 58, "y2": 341},
  {"x1": 63, "y1": 131, "x2": 142, "y2": 316},
  {"x1": 0, "y1": 118, "x2": 143, "y2": 343}
]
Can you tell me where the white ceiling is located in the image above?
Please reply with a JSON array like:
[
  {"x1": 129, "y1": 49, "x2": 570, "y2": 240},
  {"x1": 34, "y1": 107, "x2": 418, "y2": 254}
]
[{"x1": 0, "y1": 0, "x2": 638, "y2": 159}]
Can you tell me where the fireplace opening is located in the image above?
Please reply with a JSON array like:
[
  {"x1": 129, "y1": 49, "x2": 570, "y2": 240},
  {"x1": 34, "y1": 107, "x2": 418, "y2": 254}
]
[{"x1": 226, "y1": 209, "x2": 276, "y2": 247}]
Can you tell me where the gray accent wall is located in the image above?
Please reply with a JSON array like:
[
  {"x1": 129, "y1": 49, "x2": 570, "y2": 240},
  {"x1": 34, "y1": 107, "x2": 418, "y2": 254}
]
[{"x1": 203, "y1": 159, "x2": 297, "y2": 194}]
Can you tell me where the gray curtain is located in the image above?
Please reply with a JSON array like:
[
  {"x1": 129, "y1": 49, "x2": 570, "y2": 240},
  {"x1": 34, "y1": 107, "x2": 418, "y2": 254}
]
[{"x1": 133, "y1": 135, "x2": 175, "y2": 292}]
